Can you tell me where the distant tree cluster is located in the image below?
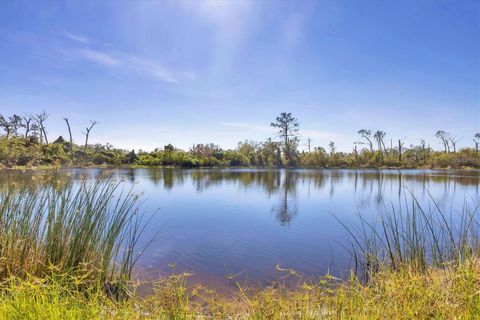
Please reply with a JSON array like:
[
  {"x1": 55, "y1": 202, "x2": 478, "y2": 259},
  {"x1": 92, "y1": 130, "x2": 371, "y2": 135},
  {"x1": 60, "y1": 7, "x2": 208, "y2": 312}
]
[
  {"x1": 0, "y1": 112, "x2": 135, "y2": 167},
  {"x1": 0, "y1": 111, "x2": 479, "y2": 168}
]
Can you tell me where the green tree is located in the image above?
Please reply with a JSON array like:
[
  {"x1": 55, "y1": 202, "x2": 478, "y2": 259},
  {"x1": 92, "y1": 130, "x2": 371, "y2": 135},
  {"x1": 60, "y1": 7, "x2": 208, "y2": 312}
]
[{"x1": 270, "y1": 112, "x2": 299, "y2": 164}]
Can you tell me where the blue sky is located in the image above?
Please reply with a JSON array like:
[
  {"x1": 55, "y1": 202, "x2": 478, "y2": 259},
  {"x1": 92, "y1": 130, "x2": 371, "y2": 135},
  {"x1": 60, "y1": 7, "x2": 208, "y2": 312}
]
[{"x1": 0, "y1": 0, "x2": 478, "y2": 151}]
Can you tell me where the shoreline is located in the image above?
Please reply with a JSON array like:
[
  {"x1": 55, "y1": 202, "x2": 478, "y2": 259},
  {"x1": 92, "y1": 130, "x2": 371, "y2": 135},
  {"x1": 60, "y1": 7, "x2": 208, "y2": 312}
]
[{"x1": 2, "y1": 164, "x2": 480, "y2": 171}]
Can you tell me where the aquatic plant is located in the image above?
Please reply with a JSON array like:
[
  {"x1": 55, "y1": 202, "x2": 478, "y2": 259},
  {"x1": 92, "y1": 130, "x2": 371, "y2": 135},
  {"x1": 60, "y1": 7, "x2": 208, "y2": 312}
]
[
  {"x1": 336, "y1": 193, "x2": 480, "y2": 278},
  {"x1": 0, "y1": 176, "x2": 145, "y2": 285}
]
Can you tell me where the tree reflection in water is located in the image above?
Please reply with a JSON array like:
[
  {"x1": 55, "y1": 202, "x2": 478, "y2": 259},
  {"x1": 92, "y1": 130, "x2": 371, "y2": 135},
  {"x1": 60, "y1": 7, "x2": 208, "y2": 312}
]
[
  {"x1": 1, "y1": 168, "x2": 479, "y2": 226},
  {"x1": 271, "y1": 171, "x2": 298, "y2": 225}
]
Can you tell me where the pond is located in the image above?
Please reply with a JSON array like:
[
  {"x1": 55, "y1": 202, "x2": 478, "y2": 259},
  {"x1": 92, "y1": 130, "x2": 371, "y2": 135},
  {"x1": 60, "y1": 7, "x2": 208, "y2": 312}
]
[{"x1": 3, "y1": 168, "x2": 480, "y2": 289}]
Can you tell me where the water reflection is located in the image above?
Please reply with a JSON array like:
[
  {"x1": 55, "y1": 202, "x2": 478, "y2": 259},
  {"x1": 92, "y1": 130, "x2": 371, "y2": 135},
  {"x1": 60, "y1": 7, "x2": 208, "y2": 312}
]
[
  {"x1": 271, "y1": 171, "x2": 298, "y2": 225},
  {"x1": 1, "y1": 168, "x2": 479, "y2": 227}
]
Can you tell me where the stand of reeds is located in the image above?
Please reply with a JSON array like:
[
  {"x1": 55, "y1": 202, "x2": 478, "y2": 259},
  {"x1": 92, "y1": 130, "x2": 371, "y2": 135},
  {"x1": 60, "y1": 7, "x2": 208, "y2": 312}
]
[{"x1": 0, "y1": 176, "x2": 145, "y2": 289}]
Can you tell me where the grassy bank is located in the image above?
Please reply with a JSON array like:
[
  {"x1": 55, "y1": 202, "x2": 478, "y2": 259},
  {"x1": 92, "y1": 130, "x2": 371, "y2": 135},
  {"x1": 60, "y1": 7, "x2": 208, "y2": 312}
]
[
  {"x1": 0, "y1": 179, "x2": 478, "y2": 319},
  {"x1": 0, "y1": 260, "x2": 478, "y2": 319}
]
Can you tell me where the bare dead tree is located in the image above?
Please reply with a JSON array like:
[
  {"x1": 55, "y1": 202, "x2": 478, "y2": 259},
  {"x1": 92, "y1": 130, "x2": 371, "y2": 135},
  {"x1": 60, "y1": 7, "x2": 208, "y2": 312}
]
[
  {"x1": 374, "y1": 130, "x2": 386, "y2": 156},
  {"x1": 0, "y1": 114, "x2": 12, "y2": 139},
  {"x1": 358, "y1": 129, "x2": 374, "y2": 152},
  {"x1": 398, "y1": 139, "x2": 405, "y2": 162},
  {"x1": 9, "y1": 114, "x2": 23, "y2": 136},
  {"x1": 448, "y1": 136, "x2": 461, "y2": 153},
  {"x1": 474, "y1": 133, "x2": 480, "y2": 155},
  {"x1": 34, "y1": 111, "x2": 49, "y2": 144},
  {"x1": 63, "y1": 117, "x2": 74, "y2": 157},
  {"x1": 82, "y1": 120, "x2": 98, "y2": 153},
  {"x1": 435, "y1": 130, "x2": 450, "y2": 153},
  {"x1": 306, "y1": 138, "x2": 312, "y2": 153},
  {"x1": 420, "y1": 139, "x2": 428, "y2": 165},
  {"x1": 23, "y1": 115, "x2": 33, "y2": 138}
]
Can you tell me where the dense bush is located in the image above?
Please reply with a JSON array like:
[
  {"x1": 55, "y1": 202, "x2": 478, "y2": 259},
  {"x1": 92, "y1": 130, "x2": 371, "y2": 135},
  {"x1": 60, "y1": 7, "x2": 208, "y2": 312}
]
[
  {"x1": 0, "y1": 137, "x2": 134, "y2": 167},
  {"x1": 1, "y1": 136, "x2": 479, "y2": 169}
]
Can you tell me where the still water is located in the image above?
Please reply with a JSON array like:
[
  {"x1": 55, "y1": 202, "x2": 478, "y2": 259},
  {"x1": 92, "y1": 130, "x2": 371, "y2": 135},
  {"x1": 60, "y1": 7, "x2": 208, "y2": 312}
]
[{"x1": 4, "y1": 168, "x2": 480, "y2": 288}]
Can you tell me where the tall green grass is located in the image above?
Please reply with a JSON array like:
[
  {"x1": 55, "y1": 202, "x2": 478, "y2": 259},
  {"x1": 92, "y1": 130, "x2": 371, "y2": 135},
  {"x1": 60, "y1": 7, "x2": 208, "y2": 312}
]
[
  {"x1": 337, "y1": 192, "x2": 480, "y2": 278},
  {"x1": 0, "y1": 176, "x2": 144, "y2": 286}
]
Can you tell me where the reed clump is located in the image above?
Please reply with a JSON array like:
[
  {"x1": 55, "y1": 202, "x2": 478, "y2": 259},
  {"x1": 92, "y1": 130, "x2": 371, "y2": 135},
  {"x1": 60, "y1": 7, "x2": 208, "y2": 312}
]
[
  {"x1": 0, "y1": 176, "x2": 144, "y2": 286},
  {"x1": 337, "y1": 193, "x2": 480, "y2": 278}
]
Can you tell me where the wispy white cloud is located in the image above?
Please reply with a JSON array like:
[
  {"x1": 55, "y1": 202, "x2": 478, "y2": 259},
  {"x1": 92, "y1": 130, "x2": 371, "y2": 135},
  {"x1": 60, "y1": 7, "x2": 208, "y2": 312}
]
[
  {"x1": 129, "y1": 56, "x2": 179, "y2": 84},
  {"x1": 61, "y1": 34, "x2": 191, "y2": 84},
  {"x1": 77, "y1": 48, "x2": 119, "y2": 66},
  {"x1": 63, "y1": 31, "x2": 90, "y2": 44}
]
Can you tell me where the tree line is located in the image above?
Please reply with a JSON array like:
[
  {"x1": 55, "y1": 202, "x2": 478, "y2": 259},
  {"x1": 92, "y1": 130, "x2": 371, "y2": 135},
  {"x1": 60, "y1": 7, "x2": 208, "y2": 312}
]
[{"x1": 1, "y1": 111, "x2": 479, "y2": 168}]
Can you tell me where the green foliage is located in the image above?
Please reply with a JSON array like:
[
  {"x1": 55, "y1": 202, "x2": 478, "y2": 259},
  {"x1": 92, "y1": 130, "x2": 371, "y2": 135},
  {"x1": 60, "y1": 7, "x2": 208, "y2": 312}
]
[
  {"x1": 432, "y1": 152, "x2": 456, "y2": 168},
  {"x1": 1, "y1": 134, "x2": 479, "y2": 169},
  {"x1": 0, "y1": 137, "x2": 43, "y2": 166},
  {"x1": 43, "y1": 143, "x2": 70, "y2": 165},
  {"x1": 0, "y1": 137, "x2": 135, "y2": 167},
  {"x1": 1, "y1": 111, "x2": 479, "y2": 168},
  {"x1": 180, "y1": 156, "x2": 200, "y2": 168}
]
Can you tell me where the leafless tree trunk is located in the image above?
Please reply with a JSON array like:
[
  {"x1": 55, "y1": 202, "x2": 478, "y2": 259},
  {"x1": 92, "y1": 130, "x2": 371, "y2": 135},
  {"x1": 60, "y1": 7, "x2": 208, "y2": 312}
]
[
  {"x1": 82, "y1": 120, "x2": 98, "y2": 153},
  {"x1": 449, "y1": 136, "x2": 461, "y2": 153},
  {"x1": 0, "y1": 115, "x2": 12, "y2": 139},
  {"x1": 398, "y1": 139, "x2": 404, "y2": 162},
  {"x1": 435, "y1": 130, "x2": 450, "y2": 153},
  {"x1": 474, "y1": 133, "x2": 480, "y2": 155},
  {"x1": 374, "y1": 130, "x2": 386, "y2": 158},
  {"x1": 23, "y1": 115, "x2": 33, "y2": 138},
  {"x1": 34, "y1": 111, "x2": 49, "y2": 144},
  {"x1": 420, "y1": 139, "x2": 427, "y2": 165},
  {"x1": 358, "y1": 129, "x2": 373, "y2": 152},
  {"x1": 63, "y1": 117, "x2": 74, "y2": 157}
]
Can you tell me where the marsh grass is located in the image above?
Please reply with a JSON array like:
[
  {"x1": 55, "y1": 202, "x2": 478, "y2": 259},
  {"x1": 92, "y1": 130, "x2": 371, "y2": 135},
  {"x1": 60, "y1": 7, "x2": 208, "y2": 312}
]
[
  {"x1": 0, "y1": 175, "x2": 145, "y2": 288},
  {"x1": 335, "y1": 192, "x2": 480, "y2": 278}
]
